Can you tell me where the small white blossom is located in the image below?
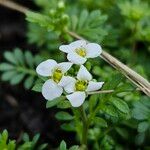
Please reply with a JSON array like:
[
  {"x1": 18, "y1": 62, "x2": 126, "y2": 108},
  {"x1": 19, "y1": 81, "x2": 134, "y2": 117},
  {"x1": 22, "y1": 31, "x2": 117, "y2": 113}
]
[
  {"x1": 36, "y1": 59, "x2": 72, "y2": 100},
  {"x1": 64, "y1": 65, "x2": 104, "y2": 107},
  {"x1": 59, "y1": 40, "x2": 102, "y2": 65}
]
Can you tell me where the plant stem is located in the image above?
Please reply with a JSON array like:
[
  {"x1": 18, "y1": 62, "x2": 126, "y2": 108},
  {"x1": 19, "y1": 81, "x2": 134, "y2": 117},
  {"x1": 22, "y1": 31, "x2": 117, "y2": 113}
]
[
  {"x1": 0, "y1": 0, "x2": 28, "y2": 14},
  {"x1": 87, "y1": 90, "x2": 114, "y2": 95},
  {"x1": 79, "y1": 105, "x2": 88, "y2": 149},
  {"x1": 17, "y1": 66, "x2": 37, "y2": 76}
]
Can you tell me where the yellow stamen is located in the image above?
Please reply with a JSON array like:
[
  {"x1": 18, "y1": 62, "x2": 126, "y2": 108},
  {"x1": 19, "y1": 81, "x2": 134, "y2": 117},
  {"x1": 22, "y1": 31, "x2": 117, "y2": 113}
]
[
  {"x1": 75, "y1": 80, "x2": 87, "y2": 91},
  {"x1": 75, "y1": 47, "x2": 86, "y2": 57},
  {"x1": 52, "y1": 68, "x2": 63, "y2": 83}
]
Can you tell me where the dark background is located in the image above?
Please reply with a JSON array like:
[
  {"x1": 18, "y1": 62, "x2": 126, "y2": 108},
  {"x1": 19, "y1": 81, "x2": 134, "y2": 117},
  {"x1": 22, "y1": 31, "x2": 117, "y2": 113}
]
[{"x1": 0, "y1": 0, "x2": 74, "y2": 148}]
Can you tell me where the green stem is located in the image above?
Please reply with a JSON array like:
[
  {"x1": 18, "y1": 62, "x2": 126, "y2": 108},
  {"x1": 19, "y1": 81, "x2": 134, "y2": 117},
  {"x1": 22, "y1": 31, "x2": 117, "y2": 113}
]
[
  {"x1": 17, "y1": 66, "x2": 36, "y2": 76},
  {"x1": 71, "y1": 108, "x2": 81, "y2": 141},
  {"x1": 79, "y1": 105, "x2": 88, "y2": 149},
  {"x1": 88, "y1": 102, "x2": 103, "y2": 125}
]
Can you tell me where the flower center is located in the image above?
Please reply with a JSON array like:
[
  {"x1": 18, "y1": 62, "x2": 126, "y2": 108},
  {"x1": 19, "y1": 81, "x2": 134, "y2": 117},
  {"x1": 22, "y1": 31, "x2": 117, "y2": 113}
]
[
  {"x1": 75, "y1": 80, "x2": 87, "y2": 91},
  {"x1": 75, "y1": 47, "x2": 86, "y2": 57},
  {"x1": 52, "y1": 68, "x2": 63, "y2": 83}
]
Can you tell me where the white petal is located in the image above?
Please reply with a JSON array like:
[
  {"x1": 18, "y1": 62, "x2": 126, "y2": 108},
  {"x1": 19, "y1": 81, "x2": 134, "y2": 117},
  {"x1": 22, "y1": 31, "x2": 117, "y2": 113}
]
[
  {"x1": 86, "y1": 81, "x2": 104, "y2": 92},
  {"x1": 70, "y1": 40, "x2": 86, "y2": 48},
  {"x1": 57, "y1": 62, "x2": 73, "y2": 73},
  {"x1": 77, "y1": 65, "x2": 92, "y2": 81},
  {"x1": 59, "y1": 45, "x2": 72, "y2": 53},
  {"x1": 67, "y1": 52, "x2": 87, "y2": 65},
  {"x1": 66, "y1": 92, "x2": 86, "y2": 107},
  {"x1": 36, "y1": 59, "x2": 57, "y2": 76},
  {"x1": 85, "y1": 43, "x2": 102, "y2": 58},
  {"x1": 64, "y1": 77, "x2": 76, "y2": 93},
  {"x1": 58, "y1": 76, "x2": 75, "y2": 87},
  {"x1": 42, "y1": 79, "x2": 63, "y2": 100}
]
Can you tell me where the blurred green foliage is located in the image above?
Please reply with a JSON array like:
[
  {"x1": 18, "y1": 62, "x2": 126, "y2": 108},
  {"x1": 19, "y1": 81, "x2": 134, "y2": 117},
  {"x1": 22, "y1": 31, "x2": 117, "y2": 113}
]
[
  {"x1": 0, "y1": 130, "x2": 16, "y2": 150},
  {"x1": 132, "y1": 96, "x2": 150, "y2": 146},
  {"x1": 59, "y1": 140, "x2": 79, "y2": 150},
  {"x1": 0, "y1": 130, "x2": 47, "y2": 150},
  {"x1": 0, "y1": 0, "x2": 150, "y2": 149},
  {"x1": 0, "y1": 48, "x2": 44, "y2": 89}
]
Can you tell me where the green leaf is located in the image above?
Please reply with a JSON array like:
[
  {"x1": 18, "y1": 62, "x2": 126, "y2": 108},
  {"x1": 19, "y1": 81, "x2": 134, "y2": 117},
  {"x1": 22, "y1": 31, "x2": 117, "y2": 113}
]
[
  {"x1": 92, "y1": 66, "x2": 101, "y2": 76},
  {"x1": 104, "y1": 73, "x2": 123, "y2": 90},
  {"x1": 138, "y1": 121, "x2": 149, "y2": 133},
  {"x1": 102, "y1": 105, "x2": 118, "y2": 117},
  {"x1": 4, "y1": 51, "x2": 17, "y2": 64},
  {"x1": 57, "y1": 100, "x2": 71, "y2": 109},
  {"x1": 1, "y1": 71, "x2": 16, "y2": 81},
  {"x1": 14, "y1": 48, "x2": 24, "y2": 65},
  {"x1": 61, "y1": 123, "x2": 75, "y2": 131},
  {"x1": 115, "y1": 127, "x2": 129, "y2": 139},
  {"x1": 22, "y1": 133, "x2": 30, "y2": 142},
  {"x1": 46, "y1": 96, "x2": 65, "y2": 108},
  {"x1": 10, "y1": 73, "x2": 25, "y2": 85},
  {"x1": 34, "y1": 55, "x2": 43, "y2": 66},
  {"x1": 55, "y1": 111, "x2": 74, "y2": 121},
  {"x1": 71, "y1": 15, "x2": 78, "y2": 31},
  {"x1": 94, "y1": 117, "x2": 108, "y2": 127},
  {"x1": 32, "y1": 82, "x2": 43, "y2": 92},
  {"x1": 69, "y1": 145, "x2": 79, "y2": 150},
  {"x1": 110, "y1": 97, "x2": 130, "y2": 114},
  {"x1": 0, "y1": 63, "x2": 14, "y2": 71},
  {"x1": 135, "y1": 133, "x2": 145, "y2": 145},
  {"x1": 24, "y1": 76, "x2": 34, "y2": 89},
  {"x1": 0, "y1": 49, "x2": 39, "y2": 89},
  {"x1": 38, "y1": 143, "x2": 48, "y2": 150},
  {"x1": 72, "y1": 9, "x2": 107, "y2": 42},
  {"x1": 7, "y1": 140, "x2": 16, "y2": 150},
  {"x1": 141, "y1": 96, "x2": 150, "y2": 108},
  {"x1": 18, "y1": 142, "x2": 32, "y2": 149},
  {"x1": 89, "y1": 95, "x2": 98, "y2": 113},
  {"x1": 25, "y1": 51, "x2": 34, "y2": 68},
  {"x1": 59, "y1": 140, "x2": 67, "y2": 150},
  {"x1": 26, "y1": 11, "x2": 52, "y2": 29},
  {"x1": 78, "y1": 10, "x2": 88, "y2": 29},
  {"x1": 0, "y1": 130, "x2": 16, "y2": 150},
  {"x1": 132, "y1": 97, "x2": 150, "y2": 120},
  {"x1": 132, "y1": 108, "x2": 148, "y2": 120},
  {"x1": 116, "y1": 83, "x2": 134, "y2": 93},
  {"x1": 32, "y1": 134, "x2": 40, "y2": 147},
  {"x1": 1, "y1": 130, "x2": 8, "y2": 142}
]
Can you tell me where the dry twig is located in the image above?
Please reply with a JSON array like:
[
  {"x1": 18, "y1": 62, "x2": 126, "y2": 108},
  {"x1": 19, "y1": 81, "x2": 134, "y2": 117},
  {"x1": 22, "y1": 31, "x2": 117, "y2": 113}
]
[{"x1": 0, "y1": 0, "x2": 28, "y2": 13}]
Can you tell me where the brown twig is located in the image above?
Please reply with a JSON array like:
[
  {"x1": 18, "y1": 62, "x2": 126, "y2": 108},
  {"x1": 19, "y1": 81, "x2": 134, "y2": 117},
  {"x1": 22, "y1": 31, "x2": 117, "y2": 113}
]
[
  {"x1": 0, "y1": 0, "x2": 29, "y2": 14},
  {"x1": 0, "y1": 0, "x2": 150, "y2": 96},
  {"x1": 100, "y1": 51, "x2": 150, "y2": 96}
]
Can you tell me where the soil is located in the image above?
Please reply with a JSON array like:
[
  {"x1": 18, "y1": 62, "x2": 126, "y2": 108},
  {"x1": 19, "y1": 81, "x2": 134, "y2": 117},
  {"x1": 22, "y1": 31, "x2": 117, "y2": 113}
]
[{"x1": 0, "y1": 0, "x2": 75, "y2": 148}]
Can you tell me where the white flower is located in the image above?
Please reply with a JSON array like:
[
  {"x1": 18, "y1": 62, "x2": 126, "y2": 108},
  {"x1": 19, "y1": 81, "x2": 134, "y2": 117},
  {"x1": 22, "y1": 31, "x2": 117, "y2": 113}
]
[
  {"x1": 64, "y1": 65, "x2": 104, "y2": 107},
  {"x1": 59, "y1": 40, "x2": 102, "y2": 65},
  {"x1": 36, "y1": 59, "x2": 72, "y2": 100}
]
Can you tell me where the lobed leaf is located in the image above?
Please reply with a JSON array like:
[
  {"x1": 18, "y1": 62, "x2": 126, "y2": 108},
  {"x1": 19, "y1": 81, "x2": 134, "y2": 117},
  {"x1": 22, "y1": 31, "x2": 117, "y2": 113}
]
[{"x1": 110, "y1": 97, "x2": 130, "y2": 114}]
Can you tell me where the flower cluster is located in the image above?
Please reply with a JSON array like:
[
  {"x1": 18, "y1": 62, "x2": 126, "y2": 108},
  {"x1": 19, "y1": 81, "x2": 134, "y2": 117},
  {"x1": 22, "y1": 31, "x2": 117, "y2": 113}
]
[{"x1": 36, "y1": 40, "x2": 104, "y2": 107}]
